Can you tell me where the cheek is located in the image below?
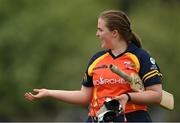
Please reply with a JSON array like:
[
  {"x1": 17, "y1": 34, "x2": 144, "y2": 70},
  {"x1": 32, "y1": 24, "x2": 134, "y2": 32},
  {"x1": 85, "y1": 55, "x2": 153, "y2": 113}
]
[
  {"x1": 102, "y1": 33, "x2": 112, "y2": 43},
  {"x1": 101, "y1": 33, "x2": 113, "y2": 48},
  {"x1": 100, "y1": 31, "x2": 110, "y2": 40}
]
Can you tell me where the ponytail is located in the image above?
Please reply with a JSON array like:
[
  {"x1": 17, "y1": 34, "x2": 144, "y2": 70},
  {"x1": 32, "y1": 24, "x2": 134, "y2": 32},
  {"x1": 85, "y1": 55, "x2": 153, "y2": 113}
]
[
  {"x1": 131, "y1": 31, "x2": 142, "y2": 48},
  {"x1": 100, "y1": 10, "x2": 142, "y2": 48}
]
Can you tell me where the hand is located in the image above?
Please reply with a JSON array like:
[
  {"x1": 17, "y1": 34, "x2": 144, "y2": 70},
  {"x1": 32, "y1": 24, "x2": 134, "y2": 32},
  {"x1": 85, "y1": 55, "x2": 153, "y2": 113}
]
[
  {"x1": 24, "y1": 89, "x2": 49, "y2": 101},
  {"x1": 114, "y1": 94, "x2": 129, "y2": 111}
]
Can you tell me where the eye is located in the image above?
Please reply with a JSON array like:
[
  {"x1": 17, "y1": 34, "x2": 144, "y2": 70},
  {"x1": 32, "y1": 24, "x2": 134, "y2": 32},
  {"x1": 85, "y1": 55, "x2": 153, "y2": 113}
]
[{"x1": 97, "y1": 28, "x2": 103, "y2": 32}]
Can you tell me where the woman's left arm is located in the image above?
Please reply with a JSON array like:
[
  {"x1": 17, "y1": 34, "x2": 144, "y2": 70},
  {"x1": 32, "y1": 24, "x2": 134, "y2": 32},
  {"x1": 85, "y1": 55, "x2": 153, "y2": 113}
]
[
  {"x1": 128, "y1": 84, "x2": 162, "y2": 104},
  {"x1": 115, "y1": 84, "x2": 162, "y2": 110},
  {"x1": 115, "y1": 50, "x2": 163, "y2": 109}
]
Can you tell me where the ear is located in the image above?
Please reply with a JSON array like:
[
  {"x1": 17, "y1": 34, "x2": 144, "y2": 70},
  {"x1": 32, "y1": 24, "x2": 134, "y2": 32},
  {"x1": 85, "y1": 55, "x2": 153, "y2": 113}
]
[{"x1": 111, "y1": 30, "x2": 119, "y2": 38}]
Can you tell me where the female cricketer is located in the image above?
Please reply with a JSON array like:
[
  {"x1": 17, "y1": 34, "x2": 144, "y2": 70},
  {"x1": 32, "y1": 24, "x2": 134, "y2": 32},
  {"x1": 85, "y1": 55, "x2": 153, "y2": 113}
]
[{"x1": 25, "y1": 10, "x2": 163, "y2": 122}]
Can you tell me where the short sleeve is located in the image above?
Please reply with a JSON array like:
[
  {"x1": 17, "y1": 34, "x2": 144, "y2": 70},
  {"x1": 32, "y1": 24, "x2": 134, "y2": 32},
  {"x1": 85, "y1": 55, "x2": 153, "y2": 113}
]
[
  {"x1": 82, "y1": 57, "x2": 94, "y2": 87},
  {"x1": 82, "y1": 71, "x2": 93, "y2": 87},
  {"x1": 138, "y1": 49, "x2": 163, "y2": 87}
]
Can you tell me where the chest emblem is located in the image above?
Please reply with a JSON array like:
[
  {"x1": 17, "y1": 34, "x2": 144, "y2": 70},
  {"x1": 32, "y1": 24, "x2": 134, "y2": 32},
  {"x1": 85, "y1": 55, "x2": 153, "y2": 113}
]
[{"x1": 124, "y1": 61, "x2": 136, "y2": 70}]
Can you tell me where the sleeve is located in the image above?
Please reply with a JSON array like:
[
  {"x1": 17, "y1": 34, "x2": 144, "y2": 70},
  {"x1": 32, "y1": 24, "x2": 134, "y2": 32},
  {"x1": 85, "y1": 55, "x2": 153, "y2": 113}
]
[
  {"x1": 81, "y1": 54, "x2": 96, "y2": 87},
  {"x1": 138, "y1": 50, "x2": 163, "y2": 87},
  {"x1": 82, "y1": 71, "x2": 93, "y2": 87}
]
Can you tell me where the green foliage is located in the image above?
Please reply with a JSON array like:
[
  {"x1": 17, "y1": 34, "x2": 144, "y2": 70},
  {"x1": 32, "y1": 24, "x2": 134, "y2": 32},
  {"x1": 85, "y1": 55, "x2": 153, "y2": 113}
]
[
  {"x1": 0, "y1": 0, "x2": 119, "y2": 121},
  {"x1": 0, "y1": 0, "x2": 179, "y2": 121}
]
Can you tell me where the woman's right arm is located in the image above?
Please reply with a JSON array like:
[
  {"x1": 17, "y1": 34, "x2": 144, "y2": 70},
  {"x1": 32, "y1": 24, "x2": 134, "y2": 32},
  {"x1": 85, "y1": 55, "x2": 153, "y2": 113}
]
[{"x1": 24, "y1": 85, "x2": 93, "y2": 105}]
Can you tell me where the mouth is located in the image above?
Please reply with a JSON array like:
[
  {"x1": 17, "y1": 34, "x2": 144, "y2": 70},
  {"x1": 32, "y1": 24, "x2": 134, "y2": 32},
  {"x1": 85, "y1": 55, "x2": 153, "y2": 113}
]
[
  {"x1": 100, "y1": 39, "x2": 106, "y2": 48},
  {"x1": 98, "y1": 37, "x2": 103, "y2": 41},
  {"x1": 99, "y1": 38, "x2": 104, "y2": 44}
]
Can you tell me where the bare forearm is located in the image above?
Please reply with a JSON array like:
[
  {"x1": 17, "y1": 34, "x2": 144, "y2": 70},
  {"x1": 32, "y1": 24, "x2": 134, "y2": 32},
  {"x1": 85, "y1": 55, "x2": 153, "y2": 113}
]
[
  {"x1": 25, "y1": 86, "x2": 93, "y2": 104},
  {"x1": 47, "y1": 90, "x2": 90, "y2": 105},
  {"x1": 129, "y1": 90, "x2": 162, "y2": 105}
]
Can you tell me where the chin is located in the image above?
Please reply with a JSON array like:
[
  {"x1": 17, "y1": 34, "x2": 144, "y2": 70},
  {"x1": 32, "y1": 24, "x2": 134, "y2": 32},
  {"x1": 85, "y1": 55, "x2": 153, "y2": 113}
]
[
  {"x1": 100, "y1": 40, "x2": 111, "y2": 49},
  {"x1": 101, "y1": 44, "x2": 109, "y2": 49}
]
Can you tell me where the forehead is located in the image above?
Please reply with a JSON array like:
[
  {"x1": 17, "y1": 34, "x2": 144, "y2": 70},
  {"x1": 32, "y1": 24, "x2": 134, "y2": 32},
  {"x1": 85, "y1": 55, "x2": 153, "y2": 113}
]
[{"x1": 97, "y1": 18, "x2": 106, "y2": 27}]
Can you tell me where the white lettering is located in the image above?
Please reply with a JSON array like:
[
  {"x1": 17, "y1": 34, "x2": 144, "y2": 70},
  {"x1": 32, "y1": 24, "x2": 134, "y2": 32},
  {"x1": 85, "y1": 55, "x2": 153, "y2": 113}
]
[{"x1": 93, "y1": 76, "x2": 128, "y2": 85}]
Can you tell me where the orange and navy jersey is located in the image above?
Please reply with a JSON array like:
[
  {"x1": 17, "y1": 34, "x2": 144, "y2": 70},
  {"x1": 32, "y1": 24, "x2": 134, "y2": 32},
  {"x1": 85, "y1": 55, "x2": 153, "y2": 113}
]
[{"x1": 82, "y1": 43, "x2": 162, "y2": 116}]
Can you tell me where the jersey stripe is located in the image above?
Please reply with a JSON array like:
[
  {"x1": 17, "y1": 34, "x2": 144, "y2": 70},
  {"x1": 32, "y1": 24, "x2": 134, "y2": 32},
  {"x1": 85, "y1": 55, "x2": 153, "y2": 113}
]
[
  {"x1": 88, "y1": 53, "x2": 109, "y2": 76},
  {"x1": 144, "y1": 72, "x2": 159, "y2": 82},
  {"x1": 126, "y1": 52, "x2": 140, "y2": 72},
  {"x1": 92, "y1": 87, "x2": 98, "y2": 107},
  {"x1": 142, "y1": 70, "x2": 159, "y2": 81}
]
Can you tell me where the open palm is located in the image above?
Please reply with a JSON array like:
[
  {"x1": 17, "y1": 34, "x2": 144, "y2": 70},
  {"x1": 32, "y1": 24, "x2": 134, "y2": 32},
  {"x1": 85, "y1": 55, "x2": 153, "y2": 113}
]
[{"x1": 24, "y1": 89, "x2": 49, "y2": 101}]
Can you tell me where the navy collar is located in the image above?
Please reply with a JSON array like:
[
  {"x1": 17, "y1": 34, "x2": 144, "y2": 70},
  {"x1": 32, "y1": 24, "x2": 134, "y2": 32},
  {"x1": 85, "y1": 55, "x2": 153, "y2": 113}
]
[{"x1": 108, "y1": 43, "x2": 139, "y2": 59}]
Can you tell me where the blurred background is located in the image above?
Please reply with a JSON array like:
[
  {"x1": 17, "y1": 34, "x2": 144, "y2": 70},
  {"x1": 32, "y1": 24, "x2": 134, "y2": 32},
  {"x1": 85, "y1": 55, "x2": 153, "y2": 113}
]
[{"x1": 0, "y1": 0, "x2": 179, "y2": 121}]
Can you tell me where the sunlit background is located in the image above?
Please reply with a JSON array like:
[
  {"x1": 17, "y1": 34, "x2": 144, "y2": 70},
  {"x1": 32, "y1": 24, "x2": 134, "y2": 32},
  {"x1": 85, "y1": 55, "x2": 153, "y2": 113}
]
[{"x1": 0, "y1": 0, "x2": 179, "y2": 121}]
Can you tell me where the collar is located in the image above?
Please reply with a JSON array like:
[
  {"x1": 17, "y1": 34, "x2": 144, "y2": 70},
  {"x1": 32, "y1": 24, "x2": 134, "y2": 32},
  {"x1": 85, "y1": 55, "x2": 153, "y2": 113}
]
[{"x1": 108, "y1": 43, "x2": 139, "y2": 59}]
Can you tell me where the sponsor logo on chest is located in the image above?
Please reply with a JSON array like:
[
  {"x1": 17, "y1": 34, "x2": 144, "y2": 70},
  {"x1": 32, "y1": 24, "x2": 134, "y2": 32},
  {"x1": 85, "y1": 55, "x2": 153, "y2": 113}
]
[{"x1": 93, "y1": 76, "x2": 128, "y2": 85}]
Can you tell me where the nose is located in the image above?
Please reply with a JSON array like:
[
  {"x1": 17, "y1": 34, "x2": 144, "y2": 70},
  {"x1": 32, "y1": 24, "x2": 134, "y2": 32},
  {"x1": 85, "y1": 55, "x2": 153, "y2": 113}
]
[{"x1": 96, "y1": 31, "x2": 99, "y2": 37}]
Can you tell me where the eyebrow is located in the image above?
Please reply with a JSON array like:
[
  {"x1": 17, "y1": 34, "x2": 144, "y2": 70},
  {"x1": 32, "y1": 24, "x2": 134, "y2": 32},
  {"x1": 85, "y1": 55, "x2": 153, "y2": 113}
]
[{"x1": 97, "y1": 27, "x2": 102, "y2": 30}]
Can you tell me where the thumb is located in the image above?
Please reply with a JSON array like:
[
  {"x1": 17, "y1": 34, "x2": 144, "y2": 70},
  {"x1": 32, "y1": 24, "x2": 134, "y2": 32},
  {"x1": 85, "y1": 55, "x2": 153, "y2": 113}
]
[
  {"x1": 33, "y1": 89, "x2": 40, "y2": 93},
  {"x1": 115, "y1": 98, "x2": 126, "y2": 111}
]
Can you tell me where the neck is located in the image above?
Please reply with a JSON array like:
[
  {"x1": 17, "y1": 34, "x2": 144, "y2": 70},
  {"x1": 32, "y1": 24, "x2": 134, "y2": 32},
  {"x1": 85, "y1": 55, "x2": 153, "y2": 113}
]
[{"x1": 111, "y1": 40, "x2": 128, "y2": 56}]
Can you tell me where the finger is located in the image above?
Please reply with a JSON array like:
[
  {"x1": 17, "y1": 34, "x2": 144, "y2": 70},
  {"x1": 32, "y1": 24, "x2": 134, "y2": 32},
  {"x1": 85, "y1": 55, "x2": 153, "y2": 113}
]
[
  {"x1": 29, "y1": 92, "x2": 36, "y2": 98},
  {"x1": 28, "y1": 92, "x2": 36, "y2": 100},
  {"x1": 25, "y1": 93, "x2": 34, "y2": 101},
  {"x1": 24, "y1": 92, "x2": 29, "y2": 97},
  {"x1": 25, "y1": 95, "x2": 33, "y2": 101},
  {"x1": 24, "y1": 93, "x2": 29, "y2": 99},
  {"x1": 24, "y1": 92, "x2": 32, "y2": 98},
  {"x1": 121, "y1": 101, "x2": 127, "y2": 111},
  {"x1": 122, "y1": 105, "x2": 126, "y2": 111}
]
